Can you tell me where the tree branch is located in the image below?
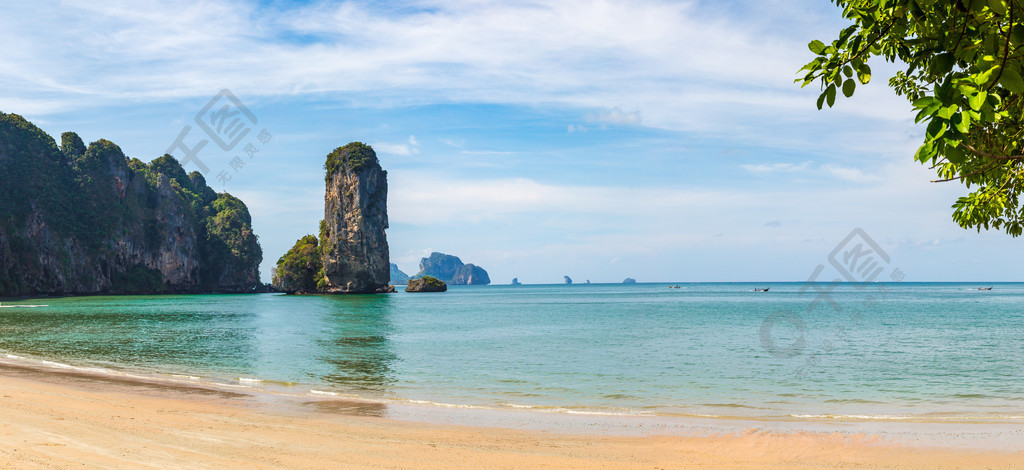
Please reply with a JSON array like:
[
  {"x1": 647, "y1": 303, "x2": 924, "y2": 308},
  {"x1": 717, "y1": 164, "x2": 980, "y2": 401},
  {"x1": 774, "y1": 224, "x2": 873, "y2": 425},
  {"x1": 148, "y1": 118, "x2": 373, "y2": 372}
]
[
  {"x1": 963, "y1": 143, "x2": 1024, "y2": 160},
  {"x1": 930, "y1": 160, "x2": 1000, "y2": 182},
  {"x1": 987, "y1": 4, "x2": 1014, "y2": 92}
]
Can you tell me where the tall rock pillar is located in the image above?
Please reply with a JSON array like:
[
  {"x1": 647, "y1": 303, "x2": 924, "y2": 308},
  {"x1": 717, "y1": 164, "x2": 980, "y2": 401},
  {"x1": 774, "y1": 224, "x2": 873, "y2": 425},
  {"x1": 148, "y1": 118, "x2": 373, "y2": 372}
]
[{"x1": 321, "y1": 143, "x2": 392, "y2": 293}]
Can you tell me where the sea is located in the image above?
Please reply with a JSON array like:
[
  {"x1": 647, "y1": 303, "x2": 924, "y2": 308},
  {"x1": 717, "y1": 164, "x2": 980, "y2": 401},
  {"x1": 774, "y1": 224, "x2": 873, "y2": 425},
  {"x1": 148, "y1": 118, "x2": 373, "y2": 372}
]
[{"x1": 1, "y1": 282, "x2": 1023, "y2": 428}]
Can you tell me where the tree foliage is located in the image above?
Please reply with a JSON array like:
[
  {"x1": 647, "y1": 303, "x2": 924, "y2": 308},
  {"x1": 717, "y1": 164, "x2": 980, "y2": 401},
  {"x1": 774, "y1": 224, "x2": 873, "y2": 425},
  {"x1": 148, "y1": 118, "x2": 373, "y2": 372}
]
[
  {"x1": 272, "y1": 234, "x2": 324, "y2": 293},
  {"x1": 324, "y1": 142, "x2": 376, "y2": 181},
  {"x1": 800, "y1": 0, "x2": 1024, "y2": 236}
]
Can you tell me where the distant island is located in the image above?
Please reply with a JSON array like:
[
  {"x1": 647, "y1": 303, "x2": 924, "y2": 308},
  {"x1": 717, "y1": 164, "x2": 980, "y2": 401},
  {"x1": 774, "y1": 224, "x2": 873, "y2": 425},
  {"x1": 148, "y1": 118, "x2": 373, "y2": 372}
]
[
  {"x1": 564, "y1": 276, "x2": 572, "y2": 284},
  {"x1": 272, "y1": 143, "x2": 393, "y2": 294},
  {"x1": 0, "y1": 112, "x2": 262, "y2": 296},
  {"x1": 623, "y1": 278, "x2": 636, "y2": 284},
  {"x1": 390, "y1": 263, "x2": 410, "y2": 284},
  {"x1": 412, "y1": 252, "x2": 490, "y2": 285}
]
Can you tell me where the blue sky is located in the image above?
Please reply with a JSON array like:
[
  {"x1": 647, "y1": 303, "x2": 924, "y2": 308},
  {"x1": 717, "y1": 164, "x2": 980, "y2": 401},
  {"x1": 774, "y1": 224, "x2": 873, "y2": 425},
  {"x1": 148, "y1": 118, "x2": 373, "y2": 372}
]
[{"x1": 2, "y1": 0, "x2": 1021, "y2": 283}]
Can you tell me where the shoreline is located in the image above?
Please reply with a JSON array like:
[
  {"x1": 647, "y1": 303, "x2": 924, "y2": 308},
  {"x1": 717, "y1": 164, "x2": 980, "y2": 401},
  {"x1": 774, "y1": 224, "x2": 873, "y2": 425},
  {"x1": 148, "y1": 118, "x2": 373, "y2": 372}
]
[
  {"x1": 2, "y1": 355, "x2": 1023, "y2": 451},
  {"x1": 0, "y1": 362, "x2": 1022, "y2": 468}
]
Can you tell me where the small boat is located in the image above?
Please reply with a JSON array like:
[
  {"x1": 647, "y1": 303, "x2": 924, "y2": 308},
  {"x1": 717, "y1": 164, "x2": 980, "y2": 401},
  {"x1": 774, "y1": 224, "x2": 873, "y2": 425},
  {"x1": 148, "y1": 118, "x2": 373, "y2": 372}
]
[
  {"x1": 978, "y1": 286, "x2": 993, "y2": 291},
  {"x1": 754, "y1": 287, "x2": 770, "y2": 292},
  {"x1": 669, "y1": 285, "x2": 681, "y2": 289}
]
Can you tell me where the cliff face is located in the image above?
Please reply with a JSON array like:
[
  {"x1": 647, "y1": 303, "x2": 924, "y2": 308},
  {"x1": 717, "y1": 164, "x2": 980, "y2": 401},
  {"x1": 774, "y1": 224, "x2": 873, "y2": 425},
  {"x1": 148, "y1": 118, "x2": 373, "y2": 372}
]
[
  {"x1": 321, "y1": 143, "x2": 391, "y2": 293},
  {"x1": 272, "y1": 142, "x2": 392, "y2": 294},
  {"x1": 453, "y1": 264, "x2": 490, "y2": 285},
  {"x1": 0, "y1": 112, "x2": 263, "y2": 296},
  {"x1": 413, "y1": 252, "x2": 491, "y2": 285}
]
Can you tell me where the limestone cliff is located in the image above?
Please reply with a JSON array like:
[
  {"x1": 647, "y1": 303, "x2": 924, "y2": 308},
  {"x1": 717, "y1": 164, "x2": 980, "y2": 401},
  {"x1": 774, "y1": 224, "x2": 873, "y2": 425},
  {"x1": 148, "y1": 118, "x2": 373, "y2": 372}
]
[
  {"x1": 321, "y1": 143, "x2": 391, "y2": 293},
  {"x1": 0, "y1": 112, "x2": 263, "y2": 296},
  {"x1": 272, "y1": 142, "x2": 392, "y2": 294},
  {"x1": 412, "y1": 252, "x2": 491, "y2": 285}
]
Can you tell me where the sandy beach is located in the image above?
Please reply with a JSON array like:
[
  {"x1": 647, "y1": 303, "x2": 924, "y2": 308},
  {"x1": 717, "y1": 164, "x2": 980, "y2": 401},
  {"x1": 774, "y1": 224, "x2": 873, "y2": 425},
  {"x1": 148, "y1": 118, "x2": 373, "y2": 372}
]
[{"x1": 0, "y1": 364, "x2": 1020, "y2": 469}]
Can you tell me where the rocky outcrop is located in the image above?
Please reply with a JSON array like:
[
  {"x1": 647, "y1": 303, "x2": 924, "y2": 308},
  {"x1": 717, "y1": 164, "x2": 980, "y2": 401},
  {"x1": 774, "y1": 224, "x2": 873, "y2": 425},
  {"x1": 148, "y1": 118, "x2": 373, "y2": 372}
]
[
  {"x1": 564, "y1": 276, "x2": 573, "y2": 284},
  {"x1": 623, "y1": 278, "x2": 637, "y2": 284},
  {"x1": 412, "y1": 252, "x2": 490, "y2": 285},
  {"x1": 320, "y1": 143, "x2": 391, "y2": 294},
  {"x1": 511, "y1": 277, "x2": 521, "y2": 286},
  {"x1": 0, "y1": 112, "x2": 263, "y2": 296},
  {"x1": 390, "y1": 263, "x2": 410, "y2": 285},
  {"x1": 406, "y1": 276, "x2": 447, "y2": 292},
  {"x1": 272, "y1": 235, "x2": 322, "y2": 294},
  {"x1": 272, "y1": 143, "x2": 392, "y2": 294},
  {"x1": 453, "y1": 264, "x2": 490, "y2": 285}
]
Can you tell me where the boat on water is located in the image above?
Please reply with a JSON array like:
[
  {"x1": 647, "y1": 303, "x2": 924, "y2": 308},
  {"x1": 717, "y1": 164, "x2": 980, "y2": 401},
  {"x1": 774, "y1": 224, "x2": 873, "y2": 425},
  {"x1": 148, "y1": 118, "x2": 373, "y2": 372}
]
[
  {"x1": 668, "y1": 285, "x2": 681, "y2": 289},
  {"x1": 978, "y1": 286, "x2": 994, "y2": 291},
  {"x1": 754, "y1": 287, "x2": 770, "y2": 292}
]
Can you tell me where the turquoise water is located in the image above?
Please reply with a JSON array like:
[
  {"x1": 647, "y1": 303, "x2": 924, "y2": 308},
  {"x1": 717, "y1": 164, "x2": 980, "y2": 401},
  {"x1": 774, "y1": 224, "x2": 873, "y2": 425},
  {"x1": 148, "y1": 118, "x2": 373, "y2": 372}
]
[{"x1": 1, "y1": 283, "x2": 1022, "y2": 422}]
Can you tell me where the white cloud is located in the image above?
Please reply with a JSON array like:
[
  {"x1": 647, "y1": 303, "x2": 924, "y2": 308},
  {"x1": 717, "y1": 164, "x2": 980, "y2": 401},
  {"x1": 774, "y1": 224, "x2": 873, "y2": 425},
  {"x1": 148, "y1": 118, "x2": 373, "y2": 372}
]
[
  {"x1": 0, "y1": 0, "x2": 911, "y2": 141},
  {"x1": 741, "y1": 161, "x2": 813, "y2": 173},
  {"x1": 741, "y1": 161, "x2": 883, "y2": 184},
  {"x1": 372, "y1": 142, "x2": 415, "y2": 156},
  {"x1": 373, "y1": 135, "x2": 420, "y2": 155},
  {"x1": 583, "y1": 107, "x2": 642, "y2": 126},
  {"x1": 460, "y1": 150, "x2": 515, "y2": 156},
  {"x1": 821, "y1": 163, "x2": 882, "y2": 183}
]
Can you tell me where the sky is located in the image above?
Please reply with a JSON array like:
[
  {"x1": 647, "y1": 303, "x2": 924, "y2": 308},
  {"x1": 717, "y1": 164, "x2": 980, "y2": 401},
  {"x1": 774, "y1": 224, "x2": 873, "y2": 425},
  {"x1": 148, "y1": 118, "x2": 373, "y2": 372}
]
[{"x1": 1, "y1": 0, "x2": 1022, "y2": 283}]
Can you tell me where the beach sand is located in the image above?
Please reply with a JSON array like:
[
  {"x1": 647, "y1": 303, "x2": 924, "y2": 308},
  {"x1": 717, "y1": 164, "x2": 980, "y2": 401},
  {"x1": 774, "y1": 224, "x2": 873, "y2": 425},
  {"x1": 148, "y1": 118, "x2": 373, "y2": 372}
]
[{"x1": 0, "y1": 367, "x2": 1021, "y2": 469}]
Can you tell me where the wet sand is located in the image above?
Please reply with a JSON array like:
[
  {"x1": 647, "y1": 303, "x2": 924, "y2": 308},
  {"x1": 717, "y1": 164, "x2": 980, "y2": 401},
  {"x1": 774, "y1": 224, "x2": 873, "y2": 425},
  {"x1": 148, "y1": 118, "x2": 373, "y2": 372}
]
[{"x1": 0, "y1": 364, "x2": 1022, "y2": 469}]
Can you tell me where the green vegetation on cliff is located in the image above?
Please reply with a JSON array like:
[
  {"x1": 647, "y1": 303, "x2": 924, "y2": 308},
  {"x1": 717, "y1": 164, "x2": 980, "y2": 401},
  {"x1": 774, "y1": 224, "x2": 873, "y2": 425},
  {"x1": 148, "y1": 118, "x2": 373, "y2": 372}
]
[
  {"x1": 405, "y1": 275, "x2": 447, "y2": 292},
  {"x1": 272, "y1": 234, "x2": 325, "y2": 293},
  {"x1": 324, "y1": 142, "x2": 375, "y2": 181},
  {"x1": 0, "y1": 111, "x2": 263, "y2": 295}
]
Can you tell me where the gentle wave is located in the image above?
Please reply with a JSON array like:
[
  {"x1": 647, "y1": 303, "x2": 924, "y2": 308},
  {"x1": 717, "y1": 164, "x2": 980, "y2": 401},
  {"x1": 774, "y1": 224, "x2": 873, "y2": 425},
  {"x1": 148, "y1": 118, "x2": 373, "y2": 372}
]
[{"x1": 791, "y1": 414, "x2": 1024, "y2": 421}]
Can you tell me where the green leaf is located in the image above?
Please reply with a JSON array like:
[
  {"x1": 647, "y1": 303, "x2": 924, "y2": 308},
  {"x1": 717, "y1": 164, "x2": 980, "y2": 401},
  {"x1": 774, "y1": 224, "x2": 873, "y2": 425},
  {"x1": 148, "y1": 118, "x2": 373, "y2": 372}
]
[
  {"x1": 912, "y1": 96, "x2": 938, "y2": 109},
  {"x1": 937, "y1": 77, "x2": 955, "y2": 104},
  {"x1": 968, "y1": 91, "x2": 987, "y2": 111},
  {"x1": 842, "y1": 78, "x2": 856, "y2": 97},
  {"x1": 843, "y1": 65, "x2": 853, "y2": 78},
  {"x1": 989, "y1": 0, "x2": 1008, "y2": 16},
  {"x1": 856, "y1": 63, "x2": 871, "y2": 84},
  {"x1": 926, "y1": 118, "x2": 946, "y2": 141},
  {"x1": 808, "y1": 40, "x2": 826, "y2": 54},
  {"x1": 937, "y1": 105, "x2": 958, "y2": 120},
  {"x1": 932, "y1": 53, "x2": 955, "y2": 76},
  {"x1": 999, "y1": 66, "x2": 1024, "y2": 93},
  {"x1": 799, "y1": 58, "x2": 822, "y2": 72},
  {"x1": 945, "y1": 144, "x2": 967, "y2": 164},
  {"x1": 952, "y1": 112, "x2": 971, "y2": 133},
  {"x1": 914, "y1": 141, "x2": 936, "y2": 163},
  {"x1": 826, "y1": 84, "x2": 837, "y2": 107},
  {"x1": 817, "y1": 91, "x2": 827, "y2": 110},
  {"x1": 975, "y1": 65, "x2": 1000, "y2": 87},
  {"x1": 838, "y1": 25, "x2": 857, "y2": 45},
  {"x1": 1012, "y1": 25, "x2": 1024, "y2": 46}
]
